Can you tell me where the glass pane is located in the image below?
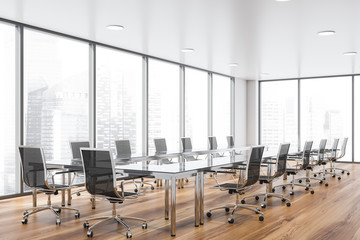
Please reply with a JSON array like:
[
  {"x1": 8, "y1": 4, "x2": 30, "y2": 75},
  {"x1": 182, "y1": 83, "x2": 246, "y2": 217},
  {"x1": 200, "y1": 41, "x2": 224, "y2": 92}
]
[
  {"x1": 260, "y1": 81, "x2": 298, "y2": 152},
  {"x1": 185, "y1": 68, "x2": 208, "y2": 149},
  {"x1": 148, "y1": 59, "x2": 179, "y2": 153},
  {"x1": 213, "y1": 75, "x2": 231, "y2": 148},
  {"x1": 24, "y1": 29, "x2": 89, "y2": 164},
  {"x1": 96, "y1": 46, "x2": 143, "y2": 155},
  {"x1": 354, "y1": 76, "x2": 360, "y2": 162},
  {"x1": 300, "y1": 77, "x2": 352, "y2": 161},
  {"x1": 0, "y1": 23, "x2": 17, "y2": 195}
]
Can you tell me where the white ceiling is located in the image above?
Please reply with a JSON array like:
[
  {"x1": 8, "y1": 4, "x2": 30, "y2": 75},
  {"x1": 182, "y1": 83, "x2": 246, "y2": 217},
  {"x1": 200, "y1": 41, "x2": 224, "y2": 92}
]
[{"x1": 1, "y1": 0, "x2": 359, "y2": 80}]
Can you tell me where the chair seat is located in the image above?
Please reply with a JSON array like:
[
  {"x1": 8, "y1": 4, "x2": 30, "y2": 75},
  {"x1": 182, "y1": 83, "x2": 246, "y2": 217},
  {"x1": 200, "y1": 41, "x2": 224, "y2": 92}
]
[
  {"x1": 259, "y1": 176, "x2": 275, "y2": 183},
  {"x1": 39, "y1": 184, "x2": 69, "y2": 190},
  {"x1": 286, "y1": 168, "x2": 298, "y2": 175},
  {"x1": 211, "y1": 183, "x2": 244, "y2": 191},
  {"x1": 104, "y1": 191, "x2": 138, "y2": 203}
]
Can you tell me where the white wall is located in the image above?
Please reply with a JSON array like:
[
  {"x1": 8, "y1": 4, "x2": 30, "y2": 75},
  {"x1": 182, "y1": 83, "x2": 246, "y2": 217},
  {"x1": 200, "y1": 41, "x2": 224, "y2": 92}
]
[
  {"x1": 234, "y1": 78, "x2": 247, "y2": 146},
  {"x1": 246, "y1": 80, "x2": 259, "y2": 145}
]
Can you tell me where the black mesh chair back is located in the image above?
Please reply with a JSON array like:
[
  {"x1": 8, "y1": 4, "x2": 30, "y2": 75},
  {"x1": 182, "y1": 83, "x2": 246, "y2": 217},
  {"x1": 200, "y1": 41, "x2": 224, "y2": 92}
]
[
  {"x1": 302, "y1": 141, "x2": 313, "y2": 169},
  {"x1": 80, "y1": 149, "x2": 117, "y2": 196},
  {"x1": 339, "y1": 137, "x2": 348, "y2": 158},
  {"x1": 18, "y1": 146, "x2": 47, "y2": 188},
  {"x1": 275, "y1": 143, "x2": 291, "y2": 177},
  {"x1": 181, "y1": 137, "x2": 193, "y2": 152},
  {"x1": 317, "y1": 139, "x2": 327, "y2": 163},
  {"x1": 154, "y1": 138, "x2": 167, "y2": 154},
  {"x1": 208, "y1": 136, "x2": 218, "y2": 150},
  {"x1": 115, "y1": 140, "x2": 132, "y2": 159},
  {"x1": 244, "y1": 146, "x2": 265, "y2": 187},
  {"x1": 329, "y1": 138, "x2": 340, "y2": 159},
  {"x1": 226, "y1": 136, "x2": 235, "y2": 148},
  {"x1": 70, "y1": 141, "x2": 90, "y2": 159}
]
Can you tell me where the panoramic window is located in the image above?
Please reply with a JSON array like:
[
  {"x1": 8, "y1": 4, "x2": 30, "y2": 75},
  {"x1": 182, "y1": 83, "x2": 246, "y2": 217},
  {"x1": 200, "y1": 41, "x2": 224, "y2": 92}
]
[
  {"x1": 96, "y1": 46, "x2": 143, "y2": 155},
  {"x1": 24, "y1": 29, "x2": 89, "y2": 163},
  {"x1": 260, "y1": 80, "x2": 298, "y2": 152},
  {"x1": 148, "y1": 59, "x2": 180, "y2": 153},
  {"x1": 185, "y1": 68, "x2": 208, "y2": 149}
]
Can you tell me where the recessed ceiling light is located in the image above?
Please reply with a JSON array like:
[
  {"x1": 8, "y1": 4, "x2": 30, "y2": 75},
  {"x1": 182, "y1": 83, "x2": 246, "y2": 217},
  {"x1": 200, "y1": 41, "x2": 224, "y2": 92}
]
[
  {"x1": 106, "y1": 25, "x2": 125, "y2": 30},
  {"x1": 181, "y1": 48, "x2": 195, "y2": 53},
  {"x1": 317, "y1": 30, "x2": 336, "y2": 36},
  {"x1": 229, "y1": 63, "x2": 238, "y2": 67},
  {"x1": 343, "y1": 52, "x2": 357, "y2": 56}
]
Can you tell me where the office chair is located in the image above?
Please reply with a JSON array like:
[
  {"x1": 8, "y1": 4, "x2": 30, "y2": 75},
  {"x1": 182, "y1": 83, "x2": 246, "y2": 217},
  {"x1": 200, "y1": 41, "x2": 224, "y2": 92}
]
[
  {"x1": 81, "y1": 148, "x2": 147, "y2": 239},
  {"x1": 241, "y1": 143, "x2": 291, "y2": 208},
  {"x1": 180, "y1": 137, "x2": 200, "y2": 161},
  {"x1": 272, "y1": 141, "x2": 315, "y2": 195},
  {"x1": 19, "y1": 146, "x2": 80, "y2": 225},
  {"x1": 206, "y1": 146, "x2": 266, "y2": 223},
  {"x1": 296, "y1": 139, "x2": 329, "y2": 186},
  {"x1": 208, "y1": 136, "x2": 222, "y2": 157},
  {"x1": 226, "y1": 136, "x2": 242, "y2": 155},
  {"x1": 322, "y1": 137, "x2": 349, "y2": 178},
  {"x1": 70, "y1": 141, "x2": 90, "y2": 197},
  {"x1": 153, "y1": 138, "x2": 172, "y2": 164},
  {"x1": 115, "y1": 140, "x2": 155, "y2": 192}
]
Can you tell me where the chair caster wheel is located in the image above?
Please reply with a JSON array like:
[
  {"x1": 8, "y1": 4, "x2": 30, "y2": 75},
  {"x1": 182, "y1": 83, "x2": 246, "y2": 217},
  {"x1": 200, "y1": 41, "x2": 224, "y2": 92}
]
[
  {"x1": 286, "y1": 202, "x2": 291, "y2": 207},
  {"x1": 225, "y1": 207, "x2": 230, "y2": 212},
  {"x1": 338, "y1": 177, "x2": 341, "y2": 180},
  {"x1": 76, "y1": 192, "x2": 81, "y2": 196},
  {"x1": 255, "y1": 196, "x2": 259, "y2": 200},
  {"x1": 87, "y1": 230, "x2": 93, "y2": 238},
  {"x1": 21, "y1": 218, "x2": 28, "y2": 224},
  {"x1": 313, "y1": 174, "x2": 317, "y2": 177},
  {"x1": 83, "y1": 222, "x2": 90, "y2": 228},
  {"x1": 261, "y1": 204, "x2": 266, "y2": 209},
  {"x1": 228, "y1": 218, "x2": 234, "y2": 224},
  {"x1": 305, "y1": 187, "x2": 309, "y2": 191},
  {"x1": 341, "y1": 171, "x2": 345, "y2": 174},
  {"x1": 272, "y1": 188, "x2": 275, "y2": 193},
  {"x1": 55, "y1": 209, "x2": 61, "y2": 214},
  {"x1": 228, "y1": 190, "x2": 234, "y2": 194},
  {"x1": 151, "y1": 186, "x2": 155, "y2": 190},
  {"x1": 347, "y1": 172, "x2": 350, "y2": 175},
  {"x1": 259, "y1": 215, "x2": 264, "y2": 221},
  {"x1": 23, "y1": 211, "x2": 28, "y2": 216},
  {"x1": 310, "y1": 190, "x2": 315, "y2": 194},
  {"x1": 281, "y1": 198, "x2": 286, "y2": 202},
  {"x1": 75, "y1": 212, "x2": 80, "y2": 219},
  {"x1": 282, "y1": 186, "x2": 286, "y2": 190},
  {"x1": 154, "y1": 180, "x2": 157, "y2": 184},
  {"x1": 332, "y1": 175, "x2": 336, "y2": 178},
  {"x1": 322, "y1": 178, "x2": 326, "y2": 181},
  {"x1": 185, "y1": 179, "x2": 189, "y2": 183},
  {"x1": 290, "y1": 191, "x2": 294, "y2": 195},
  {"x1": 126, "y1": 231, "x2": 132, "y2": 238},
  {"x1": 134, "y1": 188, "x2": 138, "y2": 193},
  {"x1": 319, "y1": 180, "x2": 323, "y2": 184},
  {"x1": 207, "y1": 212, "x2": 212, "y2": 217},
  {"x1": 56, "y1": 219, "x2": 61, "y2": 225},
  {"x1": 298, "y1": 180, "x2": 302, "y2": 183},
  {"x1": 325, "y1": 170, "x2": 328, "y2": 172},
  {"x1": 241, "y1": 199, "x2": 245, "y2": 204},
  {"x1": 325, "y1": 183, "x2": 329, "y2": 187},
  {"x1": 307, "y1": 184, "x2": 311, "y2": 187},
  {"x1": 142, "y1": 222, "x2": 148, "y2": 229}
]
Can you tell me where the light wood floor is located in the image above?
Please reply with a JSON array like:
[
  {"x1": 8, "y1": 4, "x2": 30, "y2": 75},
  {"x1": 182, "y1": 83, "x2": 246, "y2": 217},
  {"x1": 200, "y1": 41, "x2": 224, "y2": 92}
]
[{"x1": 1, "y1": 163, "x2": 359, "y2": 240}]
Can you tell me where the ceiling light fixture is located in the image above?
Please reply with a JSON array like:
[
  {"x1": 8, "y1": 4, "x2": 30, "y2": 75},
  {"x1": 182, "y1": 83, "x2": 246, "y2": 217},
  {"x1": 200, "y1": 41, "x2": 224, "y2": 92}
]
[
  {"x1": 229, "y1": 63, "x2": 239, "y2": 67},
  {"x1": 343, "y1": 52, "x2": 357, "y2": 56},
  {"x1": 275, "y1": 0, "x2": 291, "y2": 2},
  {"x1": 181, "y1": 48, "x2": 195, "y2": 53},
  {"x1": 317, "y1": 30, "x2": 336, "y2": 36},
  {"x1": 106, "y1": 25, "x2": 125, "y2": 30}
]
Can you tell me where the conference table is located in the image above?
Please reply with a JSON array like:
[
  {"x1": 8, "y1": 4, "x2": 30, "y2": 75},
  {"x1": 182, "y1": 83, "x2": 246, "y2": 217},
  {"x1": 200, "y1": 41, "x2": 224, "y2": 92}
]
[{"x1": 46, "y1": 146, "x2": 274, "y2": 237}]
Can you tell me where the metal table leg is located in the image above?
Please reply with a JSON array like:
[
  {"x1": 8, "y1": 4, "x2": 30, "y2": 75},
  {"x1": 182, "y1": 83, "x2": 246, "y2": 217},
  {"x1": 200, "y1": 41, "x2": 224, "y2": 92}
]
[
  {"x1": 62, "y1": 174, "x2": 66, "y2": 206},
  {"x1": 171, "y1": 177, "x2": 176, "y2": 237},
  {"x1": 67, "y1": 172, "x2": 72, "y2": 205},
  {"x1": 32, "y1": 188, "x2": 37, "y2": 207},
  {"x1": 195, "y1": 173, "x2": 200, "y2": 227},
  {"x1": 165, "y1": 179, "x2": 169, "y2": 220},
  {"x1": 200, "y1": 172, "x2": 204, "y2": 225}
]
